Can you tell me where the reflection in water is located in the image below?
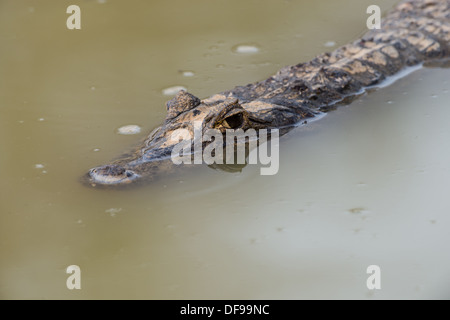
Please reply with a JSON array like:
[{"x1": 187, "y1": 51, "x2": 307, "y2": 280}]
[{"x1": 209, "y1": 162, "x2": 248, "y2": 173}]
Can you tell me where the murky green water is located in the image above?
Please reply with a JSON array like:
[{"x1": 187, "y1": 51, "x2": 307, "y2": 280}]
[{"x1": 2, "y1": 0, "x2": 450, "y2": 299}]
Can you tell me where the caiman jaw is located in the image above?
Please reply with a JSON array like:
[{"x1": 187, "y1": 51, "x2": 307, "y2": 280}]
[{"x1": 88, "y1": 164, "x2": 139, "y2": 186}]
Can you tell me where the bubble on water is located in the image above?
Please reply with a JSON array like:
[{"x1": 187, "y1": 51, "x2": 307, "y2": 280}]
[
  {"x1": 387, "y1": 100, "x2": 393, "y2": 104},
  {"x1": 105, "y1": 208, "x2": 122, "y2": 217},
  {"x1": 162, "y1": 86, "x2": 187, "y2": 96},
  {"x1": 357, "y1": 182, "x2": 367, "y2": 187},
  {"x1": 117, "y1": 125, "x2": 141, "y2": 135},
  {"x1": 97, "y1": 0, "x2": 107, "y2": 3},
  {"x1": 18, "y1": 120, "x2": 24, "y2": 124},
  {"x1": 38, "y1": 118, "x2": 45, "y2": 122},
  {"x1": 324, "y1": 41, "x2": 336, "y2": 47},
  {"x1": 90, "y1": 86, "x2": 96, "y2": 91},
  {"x1": 180, "y1": 70, "x2": 195, "y2": 77},
  {"x1": 348, "y1": 207, "x2": 368, "y2": 214},
  {"x1": 431, "y1": 94, "x2": 438, "y2": 98},
  {"x1": 34, "y1": 164, "x2": 47, "y2": 174},
  {"x1": 232, "y1": 43, "x2": 260, "y2": 54},
  {"x1": 209, "y1": 45, "x2": 219, "y2": 51},
  {"x1": 93, "y1": 148, "x2": 101, "y2": 152}
]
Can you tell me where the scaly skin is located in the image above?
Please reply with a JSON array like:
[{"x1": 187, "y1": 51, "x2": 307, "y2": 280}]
[{"x1": 84, "y1": 0, "x2": 450, "y2": 188}]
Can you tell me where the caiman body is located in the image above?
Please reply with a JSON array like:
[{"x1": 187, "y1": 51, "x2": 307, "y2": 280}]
[{"x1": 85, "y1": 0, "x2": 450, "y2": 187}]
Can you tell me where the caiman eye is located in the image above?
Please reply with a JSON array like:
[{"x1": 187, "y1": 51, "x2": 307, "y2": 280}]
[{"x1": 223, "y1": 112, "x2": 244, "y2": 129}]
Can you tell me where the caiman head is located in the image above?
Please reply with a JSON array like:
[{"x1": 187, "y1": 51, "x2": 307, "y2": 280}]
[{"x1": 85, "y1": 90, "x2": 315, "y2": 187}]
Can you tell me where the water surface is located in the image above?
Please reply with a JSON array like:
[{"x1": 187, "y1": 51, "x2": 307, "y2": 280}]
[{"x1": 1, "y1": 0, "x2": 450, "y2": 299}]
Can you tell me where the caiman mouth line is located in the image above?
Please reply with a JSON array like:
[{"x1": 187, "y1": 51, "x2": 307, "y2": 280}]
[
  {"x1": 88, "y1": 165, "x2": 140, "y2": 186},
  {"x1": 83, "y1": 0, "x2": 450, "y2": 188}
]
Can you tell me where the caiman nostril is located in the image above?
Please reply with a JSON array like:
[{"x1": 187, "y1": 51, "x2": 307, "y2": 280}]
[{"x1": 104, "y1": 165, "x2": 126, "y2": 176}]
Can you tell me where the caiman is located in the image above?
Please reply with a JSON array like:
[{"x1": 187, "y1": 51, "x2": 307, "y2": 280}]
[{"x1": 84, "y1": 0, "x2": 450, "y2": 187}]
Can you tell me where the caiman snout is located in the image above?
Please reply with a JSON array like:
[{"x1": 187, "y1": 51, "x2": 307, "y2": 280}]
[{"x1": 88, "y1": 164, "x2": 139, "y2": 185}]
